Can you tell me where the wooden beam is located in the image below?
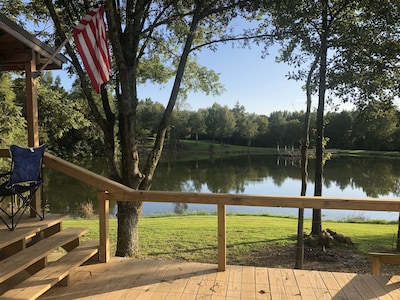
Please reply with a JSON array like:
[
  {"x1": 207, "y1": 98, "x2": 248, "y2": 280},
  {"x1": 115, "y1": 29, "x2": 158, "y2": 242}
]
[
  {"x1": 107, "y1": 190, "x2": 400, "y2": 212},
  {"x1": 25, "y1": 51, "x2": 40, "y2": 216},
  {"x1": 98, "y1": 191, "x2": 110, "y2": 263},
  {"x1": 25, "y1": 51, "x2": 39, "y2": 147},
  {"x1": 43, "y1": 153, "x2": 131, "y2": 193},
  {"x1": 369, "y1": 253, "x2": 400, "y2": 275},
  {"x1": 218, "y1": 204, "x2": 226, "y2": 271}
]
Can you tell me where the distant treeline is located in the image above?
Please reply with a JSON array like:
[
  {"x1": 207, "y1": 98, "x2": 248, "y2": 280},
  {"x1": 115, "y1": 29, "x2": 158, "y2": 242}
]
[
  {"x1": 158, "y1": 100, "x2": 400, "y2": 151},
  {"x1": 2, "y1": 71, "x2": 398, "y2": 157}
]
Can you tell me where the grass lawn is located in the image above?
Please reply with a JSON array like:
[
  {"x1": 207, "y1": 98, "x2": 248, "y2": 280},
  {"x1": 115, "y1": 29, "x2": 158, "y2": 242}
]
[{"x1": 64, "y1": 214, "x2": 399, "y2": 265}]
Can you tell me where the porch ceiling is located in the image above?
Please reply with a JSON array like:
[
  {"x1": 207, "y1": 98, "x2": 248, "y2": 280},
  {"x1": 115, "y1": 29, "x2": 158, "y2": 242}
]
[{"x1": 0, "y1": 12, "x2": 66, "y2": 71}]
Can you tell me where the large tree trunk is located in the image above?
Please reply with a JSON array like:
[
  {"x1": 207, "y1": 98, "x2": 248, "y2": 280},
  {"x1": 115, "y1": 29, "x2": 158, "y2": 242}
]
[
  {"x1": 116, "y1": 202, "x2": 142, "y2": 256},
  {"x1": 113, "y1": 5, "x2": 200, "y2": 256},
  {"x1": 397, "y1": 213, "x2": 400, "y2": 251},
  {"x1": 311, "y1": 1, "x2": 328, "y2": 236}
]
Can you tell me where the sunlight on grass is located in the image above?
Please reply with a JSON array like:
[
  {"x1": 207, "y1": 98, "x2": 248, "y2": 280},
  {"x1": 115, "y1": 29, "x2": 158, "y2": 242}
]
[{"x1": 63, "y1": 214, "x2": 399, "y2": 264}]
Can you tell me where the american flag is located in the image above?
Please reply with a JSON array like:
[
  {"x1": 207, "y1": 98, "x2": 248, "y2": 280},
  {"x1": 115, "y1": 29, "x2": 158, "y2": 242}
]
[{"x1": 73, "y1": 6, "x2": 112, "y2": 93}]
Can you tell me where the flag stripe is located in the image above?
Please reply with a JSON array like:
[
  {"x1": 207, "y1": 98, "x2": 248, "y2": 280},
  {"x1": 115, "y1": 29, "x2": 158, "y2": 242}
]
[{"x1": 73, "y1": 6, "x2": 111, "y2": 93}]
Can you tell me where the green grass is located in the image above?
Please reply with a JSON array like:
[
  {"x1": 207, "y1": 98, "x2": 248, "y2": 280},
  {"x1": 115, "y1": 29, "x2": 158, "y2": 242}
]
[
  {"x1": 161, "y1": 140, "x2": 400, "y2": 161},
  {"x1": 64, "y1": 215, "x2": 399, "y2": 265},
  {"x1": 338, "y1": 149, "x2": 400, "y2": 158},
  {"x1": 161, "y1": 140, "x2": 277, "y2": 161}
]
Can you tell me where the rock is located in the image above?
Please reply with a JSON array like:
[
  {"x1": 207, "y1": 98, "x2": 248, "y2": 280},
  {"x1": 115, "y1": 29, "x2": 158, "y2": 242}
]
[{"x1": 305, "y1": 235, "x2": 319, "y2": 247}]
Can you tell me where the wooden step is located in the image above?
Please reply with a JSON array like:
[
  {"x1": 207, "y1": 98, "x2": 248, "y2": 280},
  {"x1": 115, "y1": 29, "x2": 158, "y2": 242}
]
[
  {"x1": 0, "y1": 215, "x2": 67, "y2": 260},
  {"x1": 0, "y1": 240, "x2": 98, "y2": 300},
  {"x1": 0, "y1": 214, "x2": 67, "y2": 248},
  {"x1": 0, "y1": 227, "x2": 89, "y2": 284}
]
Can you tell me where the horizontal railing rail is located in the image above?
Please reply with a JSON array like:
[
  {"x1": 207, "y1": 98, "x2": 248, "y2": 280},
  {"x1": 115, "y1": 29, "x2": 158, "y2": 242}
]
[{"x1": 2, "y1": 149, "x2": 400, "y2": 270}]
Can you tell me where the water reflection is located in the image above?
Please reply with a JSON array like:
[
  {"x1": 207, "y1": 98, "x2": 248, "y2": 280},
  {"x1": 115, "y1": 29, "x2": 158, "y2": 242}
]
[{"x1": 43, "y1": 155, "x2": 400, "y2": 220}]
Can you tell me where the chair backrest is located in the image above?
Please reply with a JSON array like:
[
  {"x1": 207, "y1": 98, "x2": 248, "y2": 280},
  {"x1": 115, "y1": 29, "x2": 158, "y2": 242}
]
[{"x1": 9, "y1": 144, "x2": 46, "y2": 186}]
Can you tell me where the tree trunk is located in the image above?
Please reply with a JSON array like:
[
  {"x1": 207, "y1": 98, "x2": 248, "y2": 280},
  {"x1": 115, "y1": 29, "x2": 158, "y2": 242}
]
[
  {"x1": 397, "y1": 213, "x2": 400, "y2": 251},
  {"x1": 295, "y1": 51, "x2": 319, "y2": 269},
  {"x1": 311, "y1": 1, "x2": 328, "y2": 236},
  {"x1": 115, "y1": 201, "x2": 142, "y2": 256}
]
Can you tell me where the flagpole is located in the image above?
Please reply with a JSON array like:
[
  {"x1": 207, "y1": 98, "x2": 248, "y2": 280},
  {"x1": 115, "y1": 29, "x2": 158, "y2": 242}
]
[{"x1": 33, "y1": 32, "x2": 73, "y2": 78}]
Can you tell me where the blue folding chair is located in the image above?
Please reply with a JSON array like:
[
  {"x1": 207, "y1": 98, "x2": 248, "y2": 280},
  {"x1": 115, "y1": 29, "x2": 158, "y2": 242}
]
[{"x1": 0, "y1": 144, "x2": 46, "y2": 230}]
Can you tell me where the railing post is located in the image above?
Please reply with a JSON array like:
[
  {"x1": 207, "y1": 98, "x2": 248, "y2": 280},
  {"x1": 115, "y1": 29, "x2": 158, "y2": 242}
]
[
  {"x1": 98, "y1": 191, "x2": 110, "y2": 263},
  {"x1": 218, "y1": 203, "x2": 226, "y2": 271}
]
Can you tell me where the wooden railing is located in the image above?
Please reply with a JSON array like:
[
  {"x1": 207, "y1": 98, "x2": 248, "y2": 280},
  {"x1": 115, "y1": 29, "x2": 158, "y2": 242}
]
[{"x1": 2, "y1": 150, "x2": 400, "y2": 271}]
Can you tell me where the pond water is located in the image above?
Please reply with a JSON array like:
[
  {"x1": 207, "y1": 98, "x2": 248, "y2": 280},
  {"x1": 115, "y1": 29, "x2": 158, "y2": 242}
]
[{"x1": 43, "y1": 154, "x2": 400, "y2": 221}]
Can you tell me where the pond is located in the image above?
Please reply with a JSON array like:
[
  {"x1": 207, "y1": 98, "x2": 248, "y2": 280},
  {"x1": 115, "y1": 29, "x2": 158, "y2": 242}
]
[{"x1": 43, "y1": 154, "x2": 400, "y2": 221}]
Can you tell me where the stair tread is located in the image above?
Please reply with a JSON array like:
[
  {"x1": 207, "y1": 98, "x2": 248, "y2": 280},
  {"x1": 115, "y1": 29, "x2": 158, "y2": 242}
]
[
  {"x1": 1, "y1": 240, "x2": 98, "y2": 300},
  {"x1": 0, "y1": 214, "x2": 67, "y2": 249},
  {"x1": 0, "y1": 227, "x2": 88, "y2": 284}
]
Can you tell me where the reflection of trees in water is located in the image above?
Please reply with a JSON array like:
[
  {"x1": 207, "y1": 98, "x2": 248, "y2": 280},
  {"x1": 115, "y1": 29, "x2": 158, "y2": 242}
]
[
  {"x1": 153, "y1": 155, "x2": 400, "y2": 199},
  {"x1": 174, "y1": 203, "x2": 188, "y2": 214},
  {"x1": 324, "y1": 157, "x2": 400, "y2": 198},
  {"x1": 43, "y1": 155, "x2": 400, "y2": 213},
  {"x1": 43, "y1": 168, "x2": 98, "y2": 214}
]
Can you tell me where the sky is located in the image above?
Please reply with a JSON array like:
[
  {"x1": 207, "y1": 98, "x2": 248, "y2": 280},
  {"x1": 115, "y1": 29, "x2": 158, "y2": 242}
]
[
  {"x1": 53, "y1": 43, "x2": 311, "y2": 116},
  {"x1": 137, "y1": 44, "x2": 309, "y2": 116},
  {"x1": 49, "y1": 14, "x2": 358, "y2": 117},
  {"x1": 54, "y1": 42, "x2": 357, "y2": 116}
]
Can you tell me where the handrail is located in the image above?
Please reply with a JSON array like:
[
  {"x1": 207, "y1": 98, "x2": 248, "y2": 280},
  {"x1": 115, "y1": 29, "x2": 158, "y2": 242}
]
[
  {"x1": 106, "y1": 190, "x2": 400, "y2": 212},
  {"x1": 2, "y1": 149, "x2": 400, "y2": 271},
  {"x1": 43, "y1": 153, "x2": 132, "y2": 193}
]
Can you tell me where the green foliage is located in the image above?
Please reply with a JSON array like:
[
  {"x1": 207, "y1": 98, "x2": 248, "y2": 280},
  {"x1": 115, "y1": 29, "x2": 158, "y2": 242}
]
[
  {"x1": 179, "y1": 59, "x2": 226, "y2": 99},
  {"x1": 352, "y1": 100, "x2": 399, "y2": 151},
  {"x1": 136, "y1": 99, "x2": 165, "y2": 142},
  {"x1": 0, "y1": 74, "x2": 26, "y2": 147},
  {"x1": 37, "y1": 73, "x2": 90, "y2": 141},
  {"x1": 11, "y1": 73, "x2": 95, "y2": 157},
  {"x1": 205, "y1": 103, "x2": 236, "y2": 143}
]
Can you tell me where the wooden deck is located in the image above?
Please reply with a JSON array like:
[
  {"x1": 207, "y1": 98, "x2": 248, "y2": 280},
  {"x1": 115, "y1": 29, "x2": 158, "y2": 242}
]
[{"x1": 39, "y1": 258, "x2": 400, "y2": 300}]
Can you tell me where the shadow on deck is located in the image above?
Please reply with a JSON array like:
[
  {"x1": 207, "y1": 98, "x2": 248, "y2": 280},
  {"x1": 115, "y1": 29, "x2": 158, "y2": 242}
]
[{"x1": 39, "y1": 257, "x2": 400, "y2": 299}]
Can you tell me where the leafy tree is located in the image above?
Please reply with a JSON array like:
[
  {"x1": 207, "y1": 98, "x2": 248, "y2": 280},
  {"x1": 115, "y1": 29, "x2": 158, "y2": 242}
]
[
  {"x1": 325, "y1": 111, "x2": 353, "y2": 149},
  {"x1": 241, "y1": 113, "x2": 259, "y2": 147},
  {"x1": 170, "y1": 109, "x2": 192, "y2": 149},
  {"x1": 352, "y1": 100, "x2": 399, "y2": 151},
  {"x1": 12, "y1": 73, "x2": 91, "y2": 157},
  {"x1": 136, "y1": 99, "x2": 165, "y2": 143},
  {"x1": 231, "y1": 102, "x2": 246, "y2": 145},
  {"x1": 188, "y1": 109, "x2": 206, "y2": 144},
  {"x1": 265, "y1": 0, "x2": 400, "y2": 237},
  {"x1": 252, "y1": 114, "x2": 269, "y2": 147},
  {"x1": 266, "y1": 111, "x2": 288, "y2": 148},
  {"x1": 205, "y1": 103, "x2": 236, "y2": 144},
  {"x1": 42, "y1": 0, "x2": 264, "y2": 257},
  {"x1": 0, "y1": 74, "x2": 26, "y2": 147}
]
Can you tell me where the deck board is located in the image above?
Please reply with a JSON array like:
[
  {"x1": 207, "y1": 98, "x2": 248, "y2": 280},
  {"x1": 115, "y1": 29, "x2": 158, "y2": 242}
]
[{"x1": 38, "y1": 258, "x2": 400, "y2": 300}]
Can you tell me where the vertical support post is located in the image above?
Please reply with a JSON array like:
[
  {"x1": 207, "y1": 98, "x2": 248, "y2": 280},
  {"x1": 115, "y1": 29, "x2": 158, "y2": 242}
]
[
  {"x1": 98, "y1": 191, "x2": 110, "y2": 263},
  {"x1": 218, "y1": 203, "x2": 226, "y2": 271},
  {"x1": 26, "y1": 52, "x2": 41, "y2": 217},
  {"x1": 25, "y1": 52, "x2": 39, "y2": 147}
]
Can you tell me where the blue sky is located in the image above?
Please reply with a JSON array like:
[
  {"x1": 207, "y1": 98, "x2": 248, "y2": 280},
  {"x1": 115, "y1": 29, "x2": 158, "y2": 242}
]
[
  {"x1": 54, "y1": 43, "x2": 309, "y2": 116},
  {"x1": 54, "y1": 42, "x2": 358, "y2": 116},
  {"x1": 137, "y1": 44, "x2": 310, "y2": 116}
]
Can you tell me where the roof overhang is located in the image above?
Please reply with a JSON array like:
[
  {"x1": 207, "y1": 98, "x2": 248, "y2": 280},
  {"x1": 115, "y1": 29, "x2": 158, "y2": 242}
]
[{"x1": 0, "y1": 13, "x2": 66, "y2": 71}]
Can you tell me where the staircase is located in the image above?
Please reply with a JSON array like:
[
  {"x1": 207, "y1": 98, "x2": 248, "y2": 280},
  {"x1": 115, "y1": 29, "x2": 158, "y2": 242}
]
[{"x1": 0, "y1": 214, "x2": 99, "y2": 300}]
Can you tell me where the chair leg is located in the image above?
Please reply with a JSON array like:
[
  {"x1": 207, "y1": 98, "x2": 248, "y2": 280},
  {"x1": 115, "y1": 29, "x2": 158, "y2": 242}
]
[
  {"x1": 0, "y1": 195, "x2": 14, "y2": 230},
  {"x1": 9, "y1": 191, "x2": 44, "y2": 230}
]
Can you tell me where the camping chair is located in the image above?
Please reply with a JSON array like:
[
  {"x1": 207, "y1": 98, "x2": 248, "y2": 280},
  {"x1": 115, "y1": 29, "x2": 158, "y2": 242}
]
[{"x1": 0, "y1": 144, "x2": 46, "y2": 230}]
